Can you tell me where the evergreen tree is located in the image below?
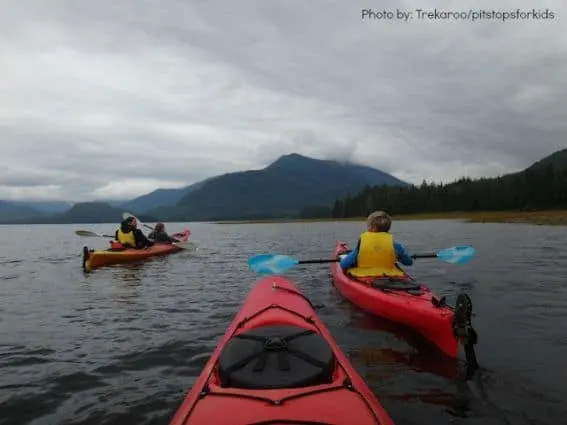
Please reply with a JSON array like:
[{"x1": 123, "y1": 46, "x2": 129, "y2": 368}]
[{"x1": 331, "y1": 164, "x2": 567, "y2": 218}]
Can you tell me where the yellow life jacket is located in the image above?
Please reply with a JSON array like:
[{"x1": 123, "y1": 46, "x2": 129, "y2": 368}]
[
  {"x1": 116, "y1": 228, "x2": 136, "y2": 247},
  {"x1": 347, "y1": 231, "x2": 405, "y2": 277}
]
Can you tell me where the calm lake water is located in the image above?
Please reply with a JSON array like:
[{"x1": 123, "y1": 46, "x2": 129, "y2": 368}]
[{"x1": 1, "y1": 220, "x2": 566, "y2": 425}]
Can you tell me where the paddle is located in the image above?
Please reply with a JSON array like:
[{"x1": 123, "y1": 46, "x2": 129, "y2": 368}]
[
  {"x1": 248, "y1": 245, "x2": 476, "y2": 275},
  {"x1": 411, "y1": 246, "x2": 476, "y2": 264},
  {"x1": 75, "y1": 230, "x2": 115, "y2": 238},
  {"x1": 121, "y1": 212, "x2": 195, "y2": 250}
]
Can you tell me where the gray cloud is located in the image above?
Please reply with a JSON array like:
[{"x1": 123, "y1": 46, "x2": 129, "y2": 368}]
[{"x1": 0, "y1": 0, "x2": 565, "y2": 201}]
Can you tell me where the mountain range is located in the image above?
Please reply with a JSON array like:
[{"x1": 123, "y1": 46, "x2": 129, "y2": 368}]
[
  {"x1": 2, "y1": 148, "x2": 565, "y2": 224},
  {"x1": 0, "y1": 153, "x2": 408, "y2": 224}
]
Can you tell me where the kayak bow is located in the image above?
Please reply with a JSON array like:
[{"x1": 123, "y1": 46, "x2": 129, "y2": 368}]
[{"x1": 169, "y1": 276, "x2": 395, "y2": 425}]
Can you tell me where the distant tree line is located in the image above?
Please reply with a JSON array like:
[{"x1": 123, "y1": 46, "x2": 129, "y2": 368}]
[
  {"x1": 331, "y1": 164, "x2": 567, "y2": 218},
  {"x1": 299, "y1": 205, "x2": 333, "y2": 219}
]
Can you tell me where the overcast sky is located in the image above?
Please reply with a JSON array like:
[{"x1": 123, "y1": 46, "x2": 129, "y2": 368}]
[{"x1": 1, "y1": 0, "x2": 565, "y2": 202}]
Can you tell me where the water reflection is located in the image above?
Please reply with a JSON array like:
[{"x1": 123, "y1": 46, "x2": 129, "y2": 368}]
[
  {"x1": 2, "y1": 221, "x2": 565, "y2": 425},
  {"x1": 112, "y1": 264, "x2": 144, "y2": 285},
  {"x1": 347, "y1": 309, "x2": 481, "y2": 418}
]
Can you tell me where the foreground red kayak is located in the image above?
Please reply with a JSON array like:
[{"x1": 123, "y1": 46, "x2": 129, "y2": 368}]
[
  {"x1": 82, "y1": 229, "x2": 190, "y2": 272},
  {"x1": 331, "y1": 241, "x2": 474, "y2": 358},
  {"x1": 169, "y1": 276, "x2": 395, "y2": 425}
]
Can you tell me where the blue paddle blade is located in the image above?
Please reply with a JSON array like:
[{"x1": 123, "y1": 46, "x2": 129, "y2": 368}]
[
  {"x1": 436, "y1": 246, "x2": 476, "y2": 264},
  {"x1": 248, "y1": 254, "x2": 299, "y2": 275}
]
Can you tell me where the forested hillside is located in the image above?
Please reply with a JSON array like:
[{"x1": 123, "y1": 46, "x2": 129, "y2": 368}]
[{"x1": 333, "y1": 157, "x2": 567, "y2": 218}]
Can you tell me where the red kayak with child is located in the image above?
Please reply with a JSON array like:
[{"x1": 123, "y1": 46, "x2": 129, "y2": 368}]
[{"x1": 332, "y1": 210, "x2": 476, "y2": 357}]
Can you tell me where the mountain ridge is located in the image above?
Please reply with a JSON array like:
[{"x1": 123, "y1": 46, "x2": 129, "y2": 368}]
[
  {"x1": 1, "y1": 149, "x2": 565, "y2": 224},
  {"x1": 120, "y1": 177, "x2": 215, "y2": 213},
  {"x1": 168, "y1": 153, "x2": 408, "y2": 221},
  {"x1": 0, "y1": 153, "x2": 407, "y2": 223}
]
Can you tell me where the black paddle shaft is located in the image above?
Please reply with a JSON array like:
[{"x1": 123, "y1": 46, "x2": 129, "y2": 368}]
[
  {"x1": 296, "y1": 252, "x2": 437, "y2": 264},
  {"x1": 297, "y1": 259, "x2": 340, "y2": 264},
  {"x1": 412, "y1": 253, "x2": 437, "y2": 259}
]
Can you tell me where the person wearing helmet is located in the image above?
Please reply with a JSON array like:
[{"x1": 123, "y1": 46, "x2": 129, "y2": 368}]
[
  {"x1": 114, "y1": 216, "x2": 154, "y2": 249},
  {"x1": 339, "y1": 210, "x2": 413, "y2": 278}
]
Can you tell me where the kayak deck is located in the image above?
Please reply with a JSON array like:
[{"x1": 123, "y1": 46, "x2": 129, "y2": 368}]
[
  {"x1": 331, "y1": 240, "x2": 474, "y2": 357},
  {"x1": 169, "y1": 276, "x2": 394, "y2": 425},
  {"x1": 82, "y1": 229, "x2": 190, "y2": 272}
]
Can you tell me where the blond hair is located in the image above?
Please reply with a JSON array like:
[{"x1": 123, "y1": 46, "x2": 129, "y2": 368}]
[{"x1": 366, "y1": 210, "x2": 391, "y2": 232}]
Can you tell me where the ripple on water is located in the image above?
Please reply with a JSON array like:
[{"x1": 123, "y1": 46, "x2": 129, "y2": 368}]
[{"x1": 0, "y1": 222, "x2": 566, "y2": 425}]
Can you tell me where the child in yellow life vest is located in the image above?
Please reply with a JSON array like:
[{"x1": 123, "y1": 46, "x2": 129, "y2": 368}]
[{"x1": 340, "y1": 210, "x2": 413, "y2": 278}]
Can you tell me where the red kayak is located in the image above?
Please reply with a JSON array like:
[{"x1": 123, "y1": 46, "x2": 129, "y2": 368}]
[
  {"x1": 331, "y1": 241, "x2": 474, "y2": 358},
  {"x1": 169, "y1": 276, "x2": 395, "y2": 425}
]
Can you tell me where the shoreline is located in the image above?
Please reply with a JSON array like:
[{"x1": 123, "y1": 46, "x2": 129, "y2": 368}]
[{"x1": 214, "y1": 210, "x2": 567, "y2": 226}]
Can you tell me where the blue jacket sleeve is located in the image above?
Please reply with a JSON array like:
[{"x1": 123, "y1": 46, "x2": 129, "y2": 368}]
[
  {"x1": 394, "y1": 241, "x2": 414, "y2": 266},
  {"x1": 340, "y1": 240, "x2": 360, "y2": 270}
]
